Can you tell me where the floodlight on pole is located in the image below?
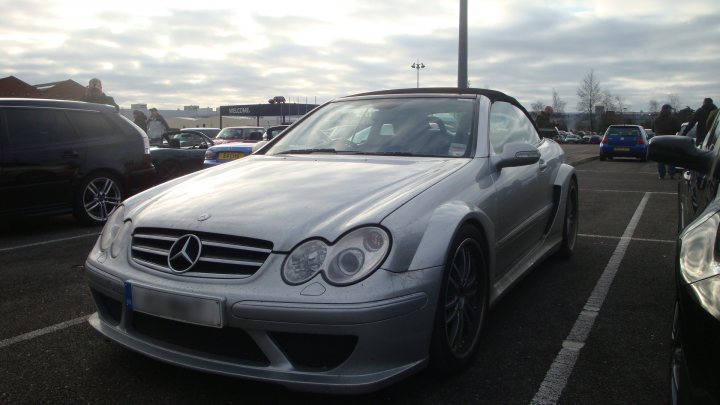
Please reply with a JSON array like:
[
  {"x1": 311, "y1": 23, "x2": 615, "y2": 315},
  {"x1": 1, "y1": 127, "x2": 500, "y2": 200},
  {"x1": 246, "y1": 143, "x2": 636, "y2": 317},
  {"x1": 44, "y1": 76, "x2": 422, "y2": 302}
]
[{"x1": 411, "y1": 60, "x2": 425, "y2": 88}]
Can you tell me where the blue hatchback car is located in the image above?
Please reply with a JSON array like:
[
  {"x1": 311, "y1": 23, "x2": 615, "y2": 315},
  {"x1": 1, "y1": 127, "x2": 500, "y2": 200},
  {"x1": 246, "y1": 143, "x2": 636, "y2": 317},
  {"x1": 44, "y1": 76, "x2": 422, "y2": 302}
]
[{"x1": 599, "y1": 125, "x2": 648, "y2": 161}]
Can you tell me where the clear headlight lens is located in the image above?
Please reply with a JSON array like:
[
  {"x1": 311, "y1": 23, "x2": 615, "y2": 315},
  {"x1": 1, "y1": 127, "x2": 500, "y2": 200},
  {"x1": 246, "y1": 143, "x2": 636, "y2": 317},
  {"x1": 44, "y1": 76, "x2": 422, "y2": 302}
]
[
  {"x1": 99, "y1": 205, "x2": 125, "y2": 251},
  {"x1": 282, "y1": 227, "x2": 391, "y2": 286},
  {"x1": 204, "y1": 149, "x2": 215, "y2": 159},
  {"x1": 679, "y1": 211, "x2": 720, "y2": 283},
  {"x1": 110, "y1": 220, "x2": 132, "y2": 258}
]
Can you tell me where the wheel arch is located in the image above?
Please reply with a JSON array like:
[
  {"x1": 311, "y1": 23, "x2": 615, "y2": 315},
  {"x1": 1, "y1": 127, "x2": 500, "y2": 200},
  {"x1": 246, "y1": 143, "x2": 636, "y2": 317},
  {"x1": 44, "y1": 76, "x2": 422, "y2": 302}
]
[{"x1": 407, "y1": 201, "x2": 494, "y2": 281}]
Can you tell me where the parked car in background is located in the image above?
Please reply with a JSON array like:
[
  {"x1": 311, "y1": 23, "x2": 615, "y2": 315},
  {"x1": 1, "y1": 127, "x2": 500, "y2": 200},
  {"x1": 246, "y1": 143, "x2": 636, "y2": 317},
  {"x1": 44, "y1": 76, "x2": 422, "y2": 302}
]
[
  {"x1": 0, "y1": 98, "x2": 155, "y2": 225},
  {"x1": 563, "y1": 133, "x2": 583, "y2": 144},
  {"x1": 151, "y1": 129, "x2": 214, "y2": 182},
  {"x1": 203, "y1": 141, "x2": 255, "y2": 167},
  {"x1": 537, "y1": 127, "x2": 559, "y2": 141},
  {"x1": 263, "y1": 124, "x2": 289, "y2": 140},
  {"x1": 599, "y1": 125, "x2": 648, "y2": 161},
  {"x1": 213, "y1": 126, "x2": 265, "y2": 144},
  {"x1": 679, "y1": 122, "x2": 697, "y2": 143},
  {"x1": 589, "y1": 134, "x2": 602, "y2": 144},
  {"x1": 644, "y1": 129, "x2": 656, "y2": 140},
  {"x1": 85, "y1": 88, "x2": 578, "y2": 394},
  {"x1": 648, "y1": 110, "x2": 720, "y2": 405},
  {"x1": 181, "y1": 127, "x2": 220, "y2": 139}
]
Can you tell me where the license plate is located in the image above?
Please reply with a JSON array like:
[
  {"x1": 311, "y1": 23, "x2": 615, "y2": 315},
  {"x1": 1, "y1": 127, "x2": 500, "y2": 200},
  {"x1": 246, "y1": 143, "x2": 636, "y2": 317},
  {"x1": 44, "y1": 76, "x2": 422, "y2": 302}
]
[
  {"x1": 218, "y1": 152, "x2": 245, "y2": 161},
  {"x1": 614, "y1": 147, "x2": 630, "y2": 151},
  {"x1": 126, "y1": 282, "x2": 223, "y2": 328}
]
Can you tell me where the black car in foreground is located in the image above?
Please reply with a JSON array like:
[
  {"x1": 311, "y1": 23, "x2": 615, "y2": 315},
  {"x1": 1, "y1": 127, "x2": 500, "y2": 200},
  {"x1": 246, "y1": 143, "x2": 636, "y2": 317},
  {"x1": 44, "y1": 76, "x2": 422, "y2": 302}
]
[
  {"x1": 0, "y1": 98, "x2": 155, "y2": 225},
  {"x1": 649, "y1": 110, "x2": 720, "y2": 405}
]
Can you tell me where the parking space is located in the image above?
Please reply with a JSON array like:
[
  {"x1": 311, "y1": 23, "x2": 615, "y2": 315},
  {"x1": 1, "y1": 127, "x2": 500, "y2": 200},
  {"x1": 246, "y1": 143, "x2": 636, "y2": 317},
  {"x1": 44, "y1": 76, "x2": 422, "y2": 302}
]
[{"x1": 0, "y1": 158, "x2": 679, "y2": 404}]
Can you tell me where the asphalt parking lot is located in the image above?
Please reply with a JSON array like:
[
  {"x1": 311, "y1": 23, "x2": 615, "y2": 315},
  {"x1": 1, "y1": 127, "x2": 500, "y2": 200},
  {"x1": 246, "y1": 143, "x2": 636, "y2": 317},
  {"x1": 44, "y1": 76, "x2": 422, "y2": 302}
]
[{"x1": 0, "y1": 145, "x2": 679, "y2": 404}]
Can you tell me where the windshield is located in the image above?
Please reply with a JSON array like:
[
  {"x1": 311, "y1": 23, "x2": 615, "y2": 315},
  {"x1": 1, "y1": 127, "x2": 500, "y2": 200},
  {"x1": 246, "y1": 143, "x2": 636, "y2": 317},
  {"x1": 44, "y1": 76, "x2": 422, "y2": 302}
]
[
  {"x1": 265, "y1": 97, "x2": 475, "y2": 157},
  {"x1": 217, "y1": 128, "x2": 264, "y2": 141}
]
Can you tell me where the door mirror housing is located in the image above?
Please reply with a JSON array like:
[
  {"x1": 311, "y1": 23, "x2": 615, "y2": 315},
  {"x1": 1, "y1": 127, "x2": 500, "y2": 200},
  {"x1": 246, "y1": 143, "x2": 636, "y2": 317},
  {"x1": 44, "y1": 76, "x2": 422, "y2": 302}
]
[
  {"x1": 495, "y1": 142, "x2": 541, "y2": 169},
  {"x1": 648, "y1": 136, "x2": 714, "y2": 176}
]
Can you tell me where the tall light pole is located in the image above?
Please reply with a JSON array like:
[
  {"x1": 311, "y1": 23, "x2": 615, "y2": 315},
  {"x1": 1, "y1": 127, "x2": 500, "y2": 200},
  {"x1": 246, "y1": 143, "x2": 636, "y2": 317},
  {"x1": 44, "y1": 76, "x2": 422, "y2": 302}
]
[
  {"x1": 411, "y1": 60, "x2": 425, "y2": 88},
  {"x1": 458, "y1": 0, "x2": 468, "y2": 88}
]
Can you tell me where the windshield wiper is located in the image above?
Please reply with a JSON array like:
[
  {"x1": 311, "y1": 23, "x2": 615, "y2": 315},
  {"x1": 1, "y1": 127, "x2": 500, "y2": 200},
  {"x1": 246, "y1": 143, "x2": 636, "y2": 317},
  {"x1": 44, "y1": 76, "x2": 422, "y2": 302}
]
[
  {"x1": 276, "y1": 148, "x2": 338, "y2": 155},
  {"x1": 355, "y1": 151, "x2": 415, "y2": 156}
]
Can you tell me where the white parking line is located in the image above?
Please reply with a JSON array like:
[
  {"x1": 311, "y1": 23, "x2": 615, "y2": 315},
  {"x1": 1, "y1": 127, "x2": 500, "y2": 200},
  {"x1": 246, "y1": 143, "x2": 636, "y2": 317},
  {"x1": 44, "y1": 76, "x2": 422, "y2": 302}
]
[
  {"x1": 0, "y1": 315, "x2": 90, "y2": 349},
  {"x1": 578, "y1": 233, "x2": 674, "y2": 244},
  {"x1": 579, "y1": 189, "x2": 676, "y2": 195},
  {"x1": 0, "y1": 233, "x2": 99, "y2": 253},
  {"x1": 531, "y1": 192, "x2": 650, "y2": 405}
]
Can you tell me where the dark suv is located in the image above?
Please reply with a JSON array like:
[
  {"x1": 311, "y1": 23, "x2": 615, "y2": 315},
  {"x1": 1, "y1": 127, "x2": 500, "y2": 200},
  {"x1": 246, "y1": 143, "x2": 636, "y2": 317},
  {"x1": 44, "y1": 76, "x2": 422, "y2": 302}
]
[{"x1": 0, "y1": 99, "x2": 156, "y2": 225}]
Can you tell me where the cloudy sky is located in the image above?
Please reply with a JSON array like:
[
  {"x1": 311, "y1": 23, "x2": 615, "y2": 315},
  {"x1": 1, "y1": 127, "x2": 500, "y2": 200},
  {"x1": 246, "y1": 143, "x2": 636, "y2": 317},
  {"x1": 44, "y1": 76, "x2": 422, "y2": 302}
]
[{"x1": 1, "y1": 0, "x2": 718, "y2": 112}]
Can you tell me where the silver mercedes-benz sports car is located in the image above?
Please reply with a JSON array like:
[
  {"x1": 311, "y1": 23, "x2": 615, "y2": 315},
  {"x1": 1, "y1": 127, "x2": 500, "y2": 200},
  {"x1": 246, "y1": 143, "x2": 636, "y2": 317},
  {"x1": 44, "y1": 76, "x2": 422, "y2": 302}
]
[{"x1": 85, "y1": 88, "x2": 578, "y2": 394}]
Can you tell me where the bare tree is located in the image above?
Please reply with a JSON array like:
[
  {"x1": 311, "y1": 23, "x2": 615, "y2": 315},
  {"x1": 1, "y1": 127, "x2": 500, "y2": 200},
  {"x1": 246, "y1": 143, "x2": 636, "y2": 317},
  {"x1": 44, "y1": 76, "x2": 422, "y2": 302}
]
[
  {"x1": 668, "y1": 94, "x2": 681, "y2": 112},
  {"x1": 531, "y1": 101, "x2": 544, "y2": 115},
  {"x1": 614, "y1": 95, "x2": 627, "y2": 112},
  {"x1": 552, "y1": 89, "x2": 566, "y2": 113},
  {"x1": 577, "y1": 70, "x2": 602, "y2": 131},
  {"x1": 648, "y1": 100, "x2": 659, "y2": 114},
  {"x1": 600, "y1": 89, "x2": 617, "y2": 111}
]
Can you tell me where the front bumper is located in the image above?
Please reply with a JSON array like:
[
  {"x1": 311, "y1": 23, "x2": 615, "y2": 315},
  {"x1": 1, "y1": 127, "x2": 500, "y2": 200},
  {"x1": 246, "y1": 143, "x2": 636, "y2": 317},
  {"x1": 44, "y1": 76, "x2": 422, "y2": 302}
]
[
  {"x1": 85, "y1": 259, "x2": 443, "y2": 394},
  {"x1": 675, "y1": 274, "x2": 720, "y2": 404}
]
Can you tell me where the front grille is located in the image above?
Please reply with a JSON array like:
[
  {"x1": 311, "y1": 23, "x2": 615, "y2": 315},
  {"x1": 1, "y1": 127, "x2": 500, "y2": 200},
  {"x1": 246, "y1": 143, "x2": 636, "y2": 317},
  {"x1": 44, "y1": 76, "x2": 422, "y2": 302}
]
[
  {"x1": 131, "y1": 312, "x2": 270, "y2": 366},
  {"x1": 131, "y1": 227, "x2": 273, "y2": 278}
]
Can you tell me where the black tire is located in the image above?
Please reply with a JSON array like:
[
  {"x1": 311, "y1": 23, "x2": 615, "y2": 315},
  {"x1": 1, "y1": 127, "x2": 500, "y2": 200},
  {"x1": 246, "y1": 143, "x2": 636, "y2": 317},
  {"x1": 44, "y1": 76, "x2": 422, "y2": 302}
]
[
  {"x1": 556, "y1": 177, "x2": 578, "y2": 258},
  {"x1": 157, "y1": 160, "x2": 182, "y2": 183},
  {"x1": 73, "y1": 172, "x2": 124, "y2": 226},
  {"x1": 669, "y1": 300, "x2": 689, "y2": 405},
  {"x1": 430, "y1": 224, "x2": 488, "y2": 374}
]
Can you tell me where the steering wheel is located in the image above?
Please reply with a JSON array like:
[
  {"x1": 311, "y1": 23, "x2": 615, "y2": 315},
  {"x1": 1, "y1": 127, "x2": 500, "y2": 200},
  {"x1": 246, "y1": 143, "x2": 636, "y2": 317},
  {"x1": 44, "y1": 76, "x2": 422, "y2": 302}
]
[{"x1": 427, "y1": 117, "x2": 448, "y2": 136}]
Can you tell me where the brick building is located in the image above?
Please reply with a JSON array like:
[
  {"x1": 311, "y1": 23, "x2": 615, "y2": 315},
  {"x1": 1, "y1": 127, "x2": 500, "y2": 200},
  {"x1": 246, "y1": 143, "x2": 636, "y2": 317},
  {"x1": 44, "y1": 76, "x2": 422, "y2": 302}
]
[{"x1": 0, "y1": 76, "x2": 85, "y2": 100}]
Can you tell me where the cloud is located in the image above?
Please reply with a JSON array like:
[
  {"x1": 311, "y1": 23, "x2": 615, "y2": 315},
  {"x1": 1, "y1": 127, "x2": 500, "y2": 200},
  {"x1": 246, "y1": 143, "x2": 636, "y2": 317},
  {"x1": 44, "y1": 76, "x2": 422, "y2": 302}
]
[{"x1": 0, "y1": 0, "x2": 718, "y2": 112}]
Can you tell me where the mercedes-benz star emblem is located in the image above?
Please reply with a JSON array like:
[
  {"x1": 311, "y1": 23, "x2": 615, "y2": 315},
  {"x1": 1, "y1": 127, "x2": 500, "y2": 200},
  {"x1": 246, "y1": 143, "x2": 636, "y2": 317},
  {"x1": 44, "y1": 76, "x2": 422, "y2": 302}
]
[{"x1": 168, "y1": 234, "x2": 202, "y2": 273}]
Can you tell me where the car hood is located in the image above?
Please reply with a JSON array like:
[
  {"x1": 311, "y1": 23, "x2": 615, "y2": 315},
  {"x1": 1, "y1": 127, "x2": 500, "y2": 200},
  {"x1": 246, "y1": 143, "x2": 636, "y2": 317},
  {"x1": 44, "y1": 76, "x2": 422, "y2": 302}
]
[{"x1": 127, "y1": 155, "x2": 470, "y2": 250}]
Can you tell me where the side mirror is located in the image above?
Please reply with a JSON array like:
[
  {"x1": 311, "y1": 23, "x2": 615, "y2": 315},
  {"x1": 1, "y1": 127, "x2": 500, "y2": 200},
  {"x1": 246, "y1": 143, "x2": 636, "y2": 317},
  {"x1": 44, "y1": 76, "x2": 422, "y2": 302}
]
[
  {"x1": 495, "y1": 142, "x2": 541, "y2": 169},
  {"x1": 648, "y1": 136, "x2": 713, "y2": 175}
]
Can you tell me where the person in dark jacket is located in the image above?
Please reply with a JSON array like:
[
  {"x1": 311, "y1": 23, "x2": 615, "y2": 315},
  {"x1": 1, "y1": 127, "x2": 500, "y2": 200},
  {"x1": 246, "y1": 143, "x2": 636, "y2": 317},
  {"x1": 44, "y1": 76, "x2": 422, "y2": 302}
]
[
  {"x1": 683, "y1": 98, "x2": 718, "y2": 145},
  {"x1": 535, "y1": 106, "x2": 555, "y2": 128},
  {"x1": 81, "y1": 78, "x2": 119, "y2": 110},
  {"x1": 132, "y1": 110, "x2": 148, "y2": 132},
  {"x1": 653, "y1": 104, "x2": 682, "y2": 179}
]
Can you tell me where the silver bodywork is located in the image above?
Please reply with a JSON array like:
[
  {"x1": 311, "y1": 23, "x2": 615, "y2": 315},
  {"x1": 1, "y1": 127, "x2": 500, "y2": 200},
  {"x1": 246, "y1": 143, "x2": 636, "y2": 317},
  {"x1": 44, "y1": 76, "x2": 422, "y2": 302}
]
[{"x1": 86, "y1": 90, "x2": 576, "y2": 393}]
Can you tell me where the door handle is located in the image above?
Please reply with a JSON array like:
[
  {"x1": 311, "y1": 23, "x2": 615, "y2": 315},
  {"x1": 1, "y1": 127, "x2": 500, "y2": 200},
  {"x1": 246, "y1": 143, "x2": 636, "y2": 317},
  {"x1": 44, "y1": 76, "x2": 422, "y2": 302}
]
[
  {"x1": 62, "y1": 150, "x2": 79, "y2": 158},
  {"x1": 538, "y1": 160, "x2": 548, "y2": 171}
]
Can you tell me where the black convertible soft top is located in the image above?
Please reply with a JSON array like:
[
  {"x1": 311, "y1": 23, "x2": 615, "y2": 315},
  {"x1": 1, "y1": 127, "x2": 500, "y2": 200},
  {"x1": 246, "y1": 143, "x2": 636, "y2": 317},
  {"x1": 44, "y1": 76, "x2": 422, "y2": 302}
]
[{"x1": 344, "y1": 87, "x2": 528, "y2": 116}]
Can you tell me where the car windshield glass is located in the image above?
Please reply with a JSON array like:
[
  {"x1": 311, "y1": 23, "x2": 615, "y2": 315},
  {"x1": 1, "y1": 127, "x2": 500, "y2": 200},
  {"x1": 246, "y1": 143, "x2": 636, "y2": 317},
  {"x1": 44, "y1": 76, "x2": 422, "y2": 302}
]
[
  {"x1": 265, "y1": 97, "x2": 475, "y2": 157},
  {"x1": 217, "y1": 128, "x2": 263, "y2": 140},
  {"x1": 607, "y1": 127, "x2": 640, "y2": 136}
]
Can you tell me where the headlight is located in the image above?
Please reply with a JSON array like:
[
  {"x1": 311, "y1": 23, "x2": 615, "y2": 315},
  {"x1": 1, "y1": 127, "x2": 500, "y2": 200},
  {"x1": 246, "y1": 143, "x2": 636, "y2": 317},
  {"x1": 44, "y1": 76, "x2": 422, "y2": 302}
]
[
  {"x1": 282, "y1": 227, "x2": 391, "y2": 286},
  {"x1": 99, "y1": 205, "x2": 125, "y2": 251},
  {"x1": 679, "y1": 211, "x2": 720, "y2": 283},
  {"x1": 204, "y1": 150, "x2": 215, "y2": 159}
]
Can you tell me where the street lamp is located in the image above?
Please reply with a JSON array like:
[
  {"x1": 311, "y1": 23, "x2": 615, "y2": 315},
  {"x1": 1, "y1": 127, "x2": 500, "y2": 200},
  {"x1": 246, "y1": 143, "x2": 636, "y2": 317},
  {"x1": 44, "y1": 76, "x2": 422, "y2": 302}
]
[{"x1": 411, "y1": 60, "x2": 425, "y2": 88}]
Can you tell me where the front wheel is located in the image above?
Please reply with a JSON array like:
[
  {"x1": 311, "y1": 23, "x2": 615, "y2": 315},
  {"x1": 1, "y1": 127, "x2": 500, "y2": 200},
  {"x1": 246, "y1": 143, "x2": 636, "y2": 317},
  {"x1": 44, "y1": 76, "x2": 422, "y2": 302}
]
[
  {"x1": 430, "y1": 225, "x2": 488, "y2": 374},
  {"x1": 73, "y1": 172, "x2": 124, "y2": 226}
]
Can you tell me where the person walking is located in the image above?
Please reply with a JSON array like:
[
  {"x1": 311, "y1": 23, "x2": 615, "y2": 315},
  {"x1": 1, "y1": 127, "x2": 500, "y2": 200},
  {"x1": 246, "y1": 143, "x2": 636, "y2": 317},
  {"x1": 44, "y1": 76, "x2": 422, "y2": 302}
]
[
  {"x1": 146, "y1": 108, "x2": 169, "y2": 144},
  {"x1": 132, "y1": 110, "x2": 148, "y2": 133},
  {"x1": 682, "y1": 97, "x2": 718, "y2": 145},
  {"x1": 82, "y1": 78, "x2": 119, "y2": 110},
  {"x1": 535, "y1": 106, "x2": 555, "y2": 129},
  {"x1": 653, "y1": 104, "x2": 682, "y2": 179}
]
